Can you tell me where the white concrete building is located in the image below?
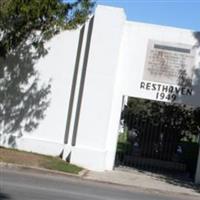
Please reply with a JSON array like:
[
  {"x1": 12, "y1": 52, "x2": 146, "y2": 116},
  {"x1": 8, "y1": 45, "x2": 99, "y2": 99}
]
[{"x1": 1, "y1": 5, "x2": 200, "y2": 183}]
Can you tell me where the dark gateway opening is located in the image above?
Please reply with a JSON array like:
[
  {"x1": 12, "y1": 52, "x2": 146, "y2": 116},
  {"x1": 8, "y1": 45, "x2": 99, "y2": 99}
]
[{"x1": 115, "y1": 97, "x2": 200, "y2": 182}]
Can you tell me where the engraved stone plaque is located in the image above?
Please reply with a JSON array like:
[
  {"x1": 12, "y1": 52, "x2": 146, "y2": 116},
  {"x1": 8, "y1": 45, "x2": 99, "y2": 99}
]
[{"x1": 143, "y1": 40, "x2": 196, "y2": 86}]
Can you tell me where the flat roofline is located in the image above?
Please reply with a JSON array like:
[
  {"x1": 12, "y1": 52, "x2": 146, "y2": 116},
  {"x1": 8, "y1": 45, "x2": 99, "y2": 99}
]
[
  {"x1": 96, "y1": 4, "x2": 196, "y2": 33},
  {"x1": 97, "y1": 4, "x2": 126, "y2": 19},
  {"x1": 126, "y1": 20, "x2": 194, "y2": 33}
]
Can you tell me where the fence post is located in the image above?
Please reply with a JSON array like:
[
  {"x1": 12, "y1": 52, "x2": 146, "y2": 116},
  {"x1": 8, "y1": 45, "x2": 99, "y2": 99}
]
[{"x1": 195, "y1": 133, "x2": 200, "y2": 184}]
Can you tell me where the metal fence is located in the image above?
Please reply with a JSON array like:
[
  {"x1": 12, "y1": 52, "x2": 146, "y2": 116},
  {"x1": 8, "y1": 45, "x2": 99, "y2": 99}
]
[{"x1": 115, "y1": 100, "x2": 199, "y2": 180}]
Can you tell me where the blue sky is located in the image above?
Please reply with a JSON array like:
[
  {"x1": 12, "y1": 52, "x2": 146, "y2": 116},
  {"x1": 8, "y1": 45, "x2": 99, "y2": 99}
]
[{"x1": 97, "y1": 0, "x2": 200, "y2": 30}]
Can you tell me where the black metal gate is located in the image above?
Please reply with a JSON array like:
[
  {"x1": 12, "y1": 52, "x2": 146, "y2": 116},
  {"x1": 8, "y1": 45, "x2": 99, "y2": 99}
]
[{"x1": 115, "y1": 97, "x2": 199, "y2": 180}]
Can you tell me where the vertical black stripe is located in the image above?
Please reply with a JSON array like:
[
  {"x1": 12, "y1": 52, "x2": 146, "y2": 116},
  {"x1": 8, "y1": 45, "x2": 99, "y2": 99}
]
[
  {"x1": 72, "y1": 16, "x2": 94, "y2": 146},
  {"x1": 64, "y1": 26, "x2": 85, "y2": 144}
]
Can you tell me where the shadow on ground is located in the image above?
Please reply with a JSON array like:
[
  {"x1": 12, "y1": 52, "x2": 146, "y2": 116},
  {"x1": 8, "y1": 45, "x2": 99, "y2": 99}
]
[
  {"x1": 156, "y1": 173, "x2": 200, "y2": 194},
  {"x1": 116, "y1": 164, "x2": 200, "y2": 194},
  {"x1": 0, "y1": 192, "x2": 11, "y2": 199},
  {"x1": 134, "y1": 167, "x2": 200, "y2": 194}
]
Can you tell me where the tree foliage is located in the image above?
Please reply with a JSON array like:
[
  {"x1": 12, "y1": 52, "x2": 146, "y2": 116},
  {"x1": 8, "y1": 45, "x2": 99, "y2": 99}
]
[
  {"x1": 122, "y1": 98, "x2": 200, "y2": 161},
  {"x1": 0, "y1": 0, "x2": 95, "y2": 58},
  {"x1": 123, "y1": 98, "x2": 200, "y2": 138}
]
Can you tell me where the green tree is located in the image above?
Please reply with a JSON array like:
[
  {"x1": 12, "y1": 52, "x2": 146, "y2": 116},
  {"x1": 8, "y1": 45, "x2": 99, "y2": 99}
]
[
  {"x1": 0, "y1": 0, "x2": 95, "y2": 145},
  {"x1": 0, "y1": 0, "x2": 95, "y2": 57},
  {"x1": 122, "y1": 98, "x2": 200, "y2": 159}
]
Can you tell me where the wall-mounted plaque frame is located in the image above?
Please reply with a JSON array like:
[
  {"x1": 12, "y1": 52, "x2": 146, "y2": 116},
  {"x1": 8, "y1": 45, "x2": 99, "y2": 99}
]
[{"x1": 143, "y1": 40, "x2": 196, "y2": 86}]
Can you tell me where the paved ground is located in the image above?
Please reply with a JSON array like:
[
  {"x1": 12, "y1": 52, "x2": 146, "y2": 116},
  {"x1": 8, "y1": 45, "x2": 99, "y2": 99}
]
[
  {"x1": 84, "y1": 167, "x2": 200, "y2": 197},
  {"x1": 1, "y1": 168, "x2": 199, "y2": 200}
]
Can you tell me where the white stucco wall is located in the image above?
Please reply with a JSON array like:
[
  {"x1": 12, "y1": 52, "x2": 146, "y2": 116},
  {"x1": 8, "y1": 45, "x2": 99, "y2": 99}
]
[
  {"x1": 1, "y1": 5, "x2": 200, "y2": 183},
  {"x1": 16, "y1": 29, "x2": 80, "y2": 156},
  {"x1": 70, "y1": 6, "x2": 126, "y2": 170},
  {"x1": 119, "y1": 21, "x2": 200, "y2": 106},
  {"x1": 70, "y1": 6, "x2": 200, "y2": 173},
  {"x1": 69, "y1": 5, "x2": 200, "y2": 183}
]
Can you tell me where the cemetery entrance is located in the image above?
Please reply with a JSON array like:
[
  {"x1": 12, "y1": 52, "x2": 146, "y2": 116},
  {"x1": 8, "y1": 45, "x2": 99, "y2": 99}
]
[{"x1": 115, "y1": 97, "x2": 200, "y2": 180}]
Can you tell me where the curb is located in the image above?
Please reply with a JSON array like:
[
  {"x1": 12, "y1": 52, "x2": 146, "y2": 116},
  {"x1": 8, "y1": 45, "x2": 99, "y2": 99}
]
[{"x1": 0, "y1": 162, "x2": 87, "y2": 178}]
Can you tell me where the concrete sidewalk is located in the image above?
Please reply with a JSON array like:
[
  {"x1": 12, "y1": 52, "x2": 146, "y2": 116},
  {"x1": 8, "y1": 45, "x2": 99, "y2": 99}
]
[{"x1": 84, "y1": 168, "x2": 200, "y2": 197}]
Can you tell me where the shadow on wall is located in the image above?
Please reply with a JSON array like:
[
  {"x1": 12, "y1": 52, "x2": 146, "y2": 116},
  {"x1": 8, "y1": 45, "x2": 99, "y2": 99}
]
[
  {"x1": 153, "y1": 31, "x2": 200, "y2": 109},
  {"x1": 0, "y1": 42, "x2": 51, "y2": 148},
  {"x1": 194, "y1": 31, "x2": 200, "y2": 47},
  {"x1": 178, "y1": 31, "x2": 200, "y2": 106},
  {"x1": 191, "y1": 32, "x2": 200, "y2": 105}
]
